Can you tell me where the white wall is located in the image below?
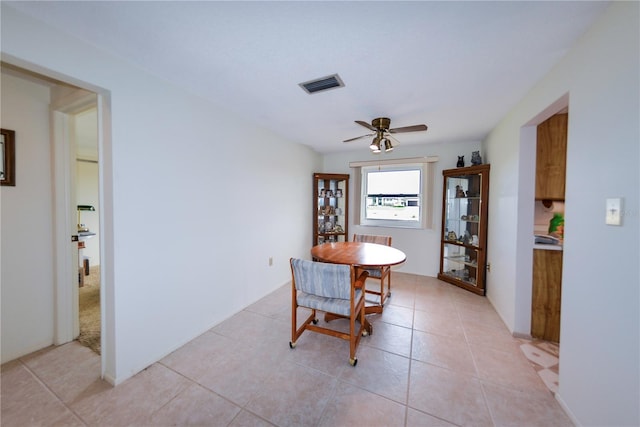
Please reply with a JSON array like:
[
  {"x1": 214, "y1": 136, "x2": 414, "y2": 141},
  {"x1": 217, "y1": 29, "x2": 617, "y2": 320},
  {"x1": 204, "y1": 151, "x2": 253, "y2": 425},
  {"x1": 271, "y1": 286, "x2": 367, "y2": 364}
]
[
  {"x1": 1, "y1": 5, "x2": 321, "y2": 383},
  {"x1": 484, "y1": 2, "x2": 639, "y2": 425},
  {"x1": 323, "y1": 140, "x2": 481, "y2": 277},
  {"x1": 0, "y1": 73, "x2": 55, "y2": 362}
]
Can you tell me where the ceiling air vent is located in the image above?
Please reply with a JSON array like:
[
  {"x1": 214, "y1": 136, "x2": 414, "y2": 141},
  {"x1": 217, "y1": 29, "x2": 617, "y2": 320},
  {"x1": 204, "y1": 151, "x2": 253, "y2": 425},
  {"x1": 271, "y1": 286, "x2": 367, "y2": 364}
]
[{"x1": 299, "y1": 73, "x2": 345, "y2": 94}]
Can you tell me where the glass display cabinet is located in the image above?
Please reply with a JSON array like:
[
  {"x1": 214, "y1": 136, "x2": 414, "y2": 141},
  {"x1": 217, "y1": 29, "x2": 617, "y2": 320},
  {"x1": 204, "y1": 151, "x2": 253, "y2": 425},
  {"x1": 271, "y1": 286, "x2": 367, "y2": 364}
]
[
  {"x1": 438, "y1": 164, "x2": 490, "y2": 295},
  {"x1": 313, "y1": 173, "x2": 349, "y2": 245}
]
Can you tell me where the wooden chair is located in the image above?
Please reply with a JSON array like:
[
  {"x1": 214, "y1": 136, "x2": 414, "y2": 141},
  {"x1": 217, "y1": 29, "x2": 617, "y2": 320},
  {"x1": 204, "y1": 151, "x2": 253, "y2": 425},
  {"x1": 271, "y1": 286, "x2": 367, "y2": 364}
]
[
  {"x1": 289, "y1": 258, "x2": 369, "y2": 366},
  {"x1": 353, "y1": 234, "x2": 393, "y2": 308}
]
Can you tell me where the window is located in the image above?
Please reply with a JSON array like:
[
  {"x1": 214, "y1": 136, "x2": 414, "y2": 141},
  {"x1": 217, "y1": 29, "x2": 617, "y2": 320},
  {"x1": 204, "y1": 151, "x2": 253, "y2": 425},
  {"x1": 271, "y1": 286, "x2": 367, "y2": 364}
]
[
  {"x1": 350, "y1": 156, "x2": 438, "y2": 229},
  {"x1": 359, "y1": 164, "x2": 424, "y2": 228}
]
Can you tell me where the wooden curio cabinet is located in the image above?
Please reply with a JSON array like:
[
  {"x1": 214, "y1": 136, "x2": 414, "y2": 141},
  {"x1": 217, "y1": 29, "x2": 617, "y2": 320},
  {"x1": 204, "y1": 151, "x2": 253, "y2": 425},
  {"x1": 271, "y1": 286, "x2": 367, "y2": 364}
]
[
  {"x1": 438, "y1": 164, "x2": 490, "y2": 295},
  {"x1": 313, "y1": 173, "x2": 349, "y2": 245}
]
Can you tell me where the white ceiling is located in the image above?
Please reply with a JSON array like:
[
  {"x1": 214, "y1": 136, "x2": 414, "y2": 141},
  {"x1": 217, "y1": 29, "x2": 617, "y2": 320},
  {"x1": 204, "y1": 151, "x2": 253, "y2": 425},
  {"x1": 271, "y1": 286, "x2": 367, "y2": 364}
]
[{"x1": 5, "y1": 1, "x2": 609, "y2": 154}]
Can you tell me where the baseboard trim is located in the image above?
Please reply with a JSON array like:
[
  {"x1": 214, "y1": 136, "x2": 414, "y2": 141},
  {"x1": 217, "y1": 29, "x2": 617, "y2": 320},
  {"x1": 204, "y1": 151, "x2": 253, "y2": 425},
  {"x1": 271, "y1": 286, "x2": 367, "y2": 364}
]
[{"x1": 555, "y1": 392, "x2": 580, "y2": 426}]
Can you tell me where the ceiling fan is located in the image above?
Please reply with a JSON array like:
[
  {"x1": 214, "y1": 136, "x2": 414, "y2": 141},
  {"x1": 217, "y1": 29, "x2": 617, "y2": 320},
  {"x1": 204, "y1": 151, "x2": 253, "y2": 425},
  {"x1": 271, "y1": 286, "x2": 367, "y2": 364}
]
[{"x1": 343, "y1": 117, "x2": 428, "y2": 153}]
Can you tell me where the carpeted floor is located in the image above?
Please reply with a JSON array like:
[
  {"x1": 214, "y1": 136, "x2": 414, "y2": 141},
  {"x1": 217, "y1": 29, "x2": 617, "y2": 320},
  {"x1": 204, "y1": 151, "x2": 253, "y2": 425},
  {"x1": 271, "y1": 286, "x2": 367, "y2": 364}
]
[{"x1": 78, "y1": 265, "x2": 100, "y2": 354}]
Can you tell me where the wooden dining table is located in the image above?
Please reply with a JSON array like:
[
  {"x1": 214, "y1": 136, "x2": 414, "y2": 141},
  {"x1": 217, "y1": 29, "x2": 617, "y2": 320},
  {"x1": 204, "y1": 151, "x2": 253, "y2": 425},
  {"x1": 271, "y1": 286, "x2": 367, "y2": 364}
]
[
  {"x1": 311, "y1": 241, "x2": 406, "y2": 269},
  {"x1": 311, "y1": 241, "x2": 407, "y2": 317}
]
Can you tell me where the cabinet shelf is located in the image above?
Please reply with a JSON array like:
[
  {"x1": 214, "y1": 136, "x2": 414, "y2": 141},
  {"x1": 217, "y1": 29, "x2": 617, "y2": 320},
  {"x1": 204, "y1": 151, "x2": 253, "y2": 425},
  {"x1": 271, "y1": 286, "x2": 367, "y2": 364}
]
[
  {"x1": 443, "y1": 239, "x2": 481, "y2": 249},
  {"x1": 443, "y1": 254, "x2": 478, "y2": 263},
  {"x1": 438, "y1": 164, "x2": 490, "y2": 295},
  {"x1": 447, "y1": 196, "x2": 481, "y2": 201},
  {"x1": 440, "y1": 272, "x2": 478, "y2": 286}
]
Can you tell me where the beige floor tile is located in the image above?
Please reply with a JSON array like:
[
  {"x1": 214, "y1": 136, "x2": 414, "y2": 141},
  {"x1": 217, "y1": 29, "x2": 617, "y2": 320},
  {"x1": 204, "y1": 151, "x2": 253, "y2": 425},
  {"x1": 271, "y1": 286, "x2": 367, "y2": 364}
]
[
  {"x1": 196, "y1": 337, "x2": 289, "y2": 406},
  {"x1": 414, "y1": 294, "x2": 457, "y2": 317},
  {"x1": 70, "y1": 363, "x2": 191, "y2": 426},
  {"x1": 408, "y1": 360, "x2": 493, "y2": 427},
  {"x1": 412, "y1": 330, "x2": 477, "y2": 375},
  {"x1": 413, "y1": 307, "x2": 465, "y2": 339},
  {"x1": 245, "y1": 284, "x2": 290, "y2": 319},
  {"x1": 470, "y1": 344, "x2": 548, "y2": 392},
  {"x1": 228, "y1": 409, "x2": 276, "y2": 427},
  {"x1": 213, "y1": 310, "x2": 289, "y2": 346},
  {"x1": 20, "y1": 341, "x2": 101, "y2": 404},
  {"x1": 286, "y1": 329, "x2": 352, "y2": 377},
  {"x1": 387, "y1": 295, "x2": 416, "y2": 310},
  {"x1": 386, "y1": 279, "x2": 416, "y2": 309},
  {"x1": 458, "y1": 304, "x2": 508, "y2": 332},
  {"x1": 160, "y1": 330, "x2": 242, "y2": 381},
  {"x1": 339, "y1": 345, "x2": 411, "y2": 404},
  {"x1": 245, "y1": 362, "x2": 337, "y2": 427},
  {"x1": 362, "y1": 320, "x2": 413, "y2": 358},
  {"x1": 373, "y1": 303, "x2": 414, "y2": 329},
  {"x1": 463, "y1": 321, "x2": 521, "y2": 353},
  {"x1": 0, "y1": 361, "x2": 84, "y2": 427},
  {"x1": 148, "y1": 383, "x2": 241, "y2": 426},
  {"x1": 406, "y1": 407, "x2": 458, "y2": 426},
  {"x1": 319, "y1": 382, "x2": 406, "y2": 426},
  {"x1": 482, "y1": 381, "x2": 573, "y2": 426}
]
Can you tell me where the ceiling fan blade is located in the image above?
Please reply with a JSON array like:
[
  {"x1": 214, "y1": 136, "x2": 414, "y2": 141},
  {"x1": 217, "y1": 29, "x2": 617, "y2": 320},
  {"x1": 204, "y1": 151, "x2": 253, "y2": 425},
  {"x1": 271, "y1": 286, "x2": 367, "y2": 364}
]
[
  {"x1": 343, "y1": 133, "x2": 374, "y2": 143},
  {"x1": 355, "y1": 120, "x2": 377, "y2": 132},
  {"x1": 388, "y1": 124, "x2": 428, "y2": 134}
]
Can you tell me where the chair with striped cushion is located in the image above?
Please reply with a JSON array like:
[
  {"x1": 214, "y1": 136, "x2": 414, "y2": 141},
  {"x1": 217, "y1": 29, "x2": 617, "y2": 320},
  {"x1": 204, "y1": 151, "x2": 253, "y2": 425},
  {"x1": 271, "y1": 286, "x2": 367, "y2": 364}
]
[
  {"x1": 353, "y1": 234, "x2": 393, "y2": 308},
  {"x1": 289, "y1": 258, "x2": 369, "y2": 366}
]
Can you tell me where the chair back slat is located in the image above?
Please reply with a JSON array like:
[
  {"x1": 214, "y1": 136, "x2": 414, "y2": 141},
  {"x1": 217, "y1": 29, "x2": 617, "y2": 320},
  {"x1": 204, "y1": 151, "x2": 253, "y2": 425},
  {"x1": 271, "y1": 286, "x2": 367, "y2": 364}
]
[
  {"x1": 353, "y1": 234, "x2": 392, "y2": 246},
  {"x1": 291, "y1": 258, "x2": 352, "y2": 300}
]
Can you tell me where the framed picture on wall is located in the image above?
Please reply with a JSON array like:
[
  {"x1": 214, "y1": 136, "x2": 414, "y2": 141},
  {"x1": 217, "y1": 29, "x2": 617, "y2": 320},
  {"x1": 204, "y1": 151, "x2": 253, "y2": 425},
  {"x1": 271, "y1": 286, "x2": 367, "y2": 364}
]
[{"x1": 1, "y1": 128, "x2": 15, "y2": 186}]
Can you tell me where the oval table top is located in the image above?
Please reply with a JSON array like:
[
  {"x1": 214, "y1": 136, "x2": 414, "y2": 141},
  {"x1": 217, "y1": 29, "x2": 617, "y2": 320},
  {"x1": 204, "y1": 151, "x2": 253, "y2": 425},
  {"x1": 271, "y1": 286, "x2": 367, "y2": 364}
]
[{"x1": 311, "y1": 241, "x2": 406, "y2": 267}]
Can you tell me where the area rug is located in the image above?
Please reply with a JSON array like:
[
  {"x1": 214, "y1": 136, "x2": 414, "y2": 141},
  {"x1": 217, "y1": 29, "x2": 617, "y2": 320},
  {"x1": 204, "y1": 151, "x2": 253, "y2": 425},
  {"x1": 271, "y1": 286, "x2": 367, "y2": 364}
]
[{"x1": 78, "y1": 265, "x2": 101, "y2": 355}]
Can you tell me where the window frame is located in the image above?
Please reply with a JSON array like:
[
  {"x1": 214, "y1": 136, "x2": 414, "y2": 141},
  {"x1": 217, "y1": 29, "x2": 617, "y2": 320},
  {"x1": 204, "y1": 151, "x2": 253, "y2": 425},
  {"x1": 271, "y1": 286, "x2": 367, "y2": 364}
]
[{"x1": 360, "y1": 164, "x2": 424, "y2": 229}]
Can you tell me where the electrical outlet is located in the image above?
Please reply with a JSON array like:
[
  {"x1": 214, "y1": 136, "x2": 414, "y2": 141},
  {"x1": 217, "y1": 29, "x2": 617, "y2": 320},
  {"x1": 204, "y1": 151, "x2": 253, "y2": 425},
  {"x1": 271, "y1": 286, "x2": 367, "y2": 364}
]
[{"x1": 268, "y1": 257, "x2": 273, "y2": 266}]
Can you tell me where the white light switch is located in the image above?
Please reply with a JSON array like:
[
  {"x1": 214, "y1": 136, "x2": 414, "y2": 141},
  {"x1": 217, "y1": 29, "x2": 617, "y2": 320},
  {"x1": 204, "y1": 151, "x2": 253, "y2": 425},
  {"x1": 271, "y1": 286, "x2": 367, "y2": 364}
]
[{"x1": 606, "y1": 198, "x2": 623, "y2": 226}]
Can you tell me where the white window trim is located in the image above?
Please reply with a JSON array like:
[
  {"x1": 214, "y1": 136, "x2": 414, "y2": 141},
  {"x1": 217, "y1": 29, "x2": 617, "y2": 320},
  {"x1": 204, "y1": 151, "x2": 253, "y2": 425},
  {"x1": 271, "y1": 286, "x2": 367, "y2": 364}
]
[{"x1": 350, "y1": 156, "x2": 438, "y2": 229}]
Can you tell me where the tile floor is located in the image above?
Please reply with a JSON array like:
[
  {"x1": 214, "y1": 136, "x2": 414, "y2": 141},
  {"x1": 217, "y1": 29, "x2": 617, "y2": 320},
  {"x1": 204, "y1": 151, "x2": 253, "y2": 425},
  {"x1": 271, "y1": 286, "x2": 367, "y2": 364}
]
[
  {"x1": 519, "y1": 339, "x2": 560, "y2": 395},
  {"x1": 1, "y1": 272, "x2": 573, "y2": 426}
]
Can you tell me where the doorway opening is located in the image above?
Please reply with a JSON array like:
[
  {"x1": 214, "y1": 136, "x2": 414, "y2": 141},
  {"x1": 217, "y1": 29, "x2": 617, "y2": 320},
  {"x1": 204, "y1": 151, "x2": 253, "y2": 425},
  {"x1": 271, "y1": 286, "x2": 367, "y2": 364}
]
[
  {"x1": 75, "y1": 107, "x2": 101, "y2": 354},
  {"x1": 515, "y1": 93, "x2": 569, "y2": 396}
]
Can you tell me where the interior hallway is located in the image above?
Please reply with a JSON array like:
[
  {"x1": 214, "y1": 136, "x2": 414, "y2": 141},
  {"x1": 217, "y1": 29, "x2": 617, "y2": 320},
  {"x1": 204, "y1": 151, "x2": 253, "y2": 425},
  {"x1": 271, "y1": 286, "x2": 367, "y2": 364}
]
[{"x1": 1, "y1": 272, "x2": 571, "y2": 426}]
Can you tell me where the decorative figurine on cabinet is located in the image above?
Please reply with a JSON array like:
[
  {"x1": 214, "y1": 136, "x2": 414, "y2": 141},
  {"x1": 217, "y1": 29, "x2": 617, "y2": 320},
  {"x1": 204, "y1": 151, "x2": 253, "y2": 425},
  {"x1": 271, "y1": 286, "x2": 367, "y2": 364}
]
[
  {"x1": 471, "y1": 151, "x2": 483, "y2": 165},
  {"x1": 456, "y1": 156, "x2": 465, "y2": 167},
  {"x1": 455, "y1": 185, "x2": 466, "y2": 198}
]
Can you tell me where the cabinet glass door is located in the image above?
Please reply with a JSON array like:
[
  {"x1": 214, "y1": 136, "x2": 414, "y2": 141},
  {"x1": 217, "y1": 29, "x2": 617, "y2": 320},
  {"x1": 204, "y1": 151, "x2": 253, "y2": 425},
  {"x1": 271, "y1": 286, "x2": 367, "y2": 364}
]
[{"x1": 313, "y1": 173, "x2": 349, "y2": 245}]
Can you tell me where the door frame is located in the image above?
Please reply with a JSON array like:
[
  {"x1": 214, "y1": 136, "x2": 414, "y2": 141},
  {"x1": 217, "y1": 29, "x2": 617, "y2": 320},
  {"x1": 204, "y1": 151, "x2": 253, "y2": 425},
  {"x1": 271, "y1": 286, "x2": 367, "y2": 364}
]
[
  {"x1": 514, "y1": 93, "x2": 569, "y2": 337},
  {"x1": 51, "y1": 89, "x2": 110, "y2": 378}
]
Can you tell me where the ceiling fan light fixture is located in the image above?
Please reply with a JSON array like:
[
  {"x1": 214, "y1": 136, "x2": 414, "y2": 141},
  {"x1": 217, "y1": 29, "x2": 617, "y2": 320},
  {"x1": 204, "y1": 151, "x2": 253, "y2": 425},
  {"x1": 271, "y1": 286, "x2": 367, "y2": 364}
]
[
  {"x1": 370, "y1": 138, "x2": 381, "y2": 153},
  {"x1": 344, "y1": 116, "x2": 428, "y2": 153},
  {"x1": 369, "y1": 135, "x2": 382, "y2": 151}
]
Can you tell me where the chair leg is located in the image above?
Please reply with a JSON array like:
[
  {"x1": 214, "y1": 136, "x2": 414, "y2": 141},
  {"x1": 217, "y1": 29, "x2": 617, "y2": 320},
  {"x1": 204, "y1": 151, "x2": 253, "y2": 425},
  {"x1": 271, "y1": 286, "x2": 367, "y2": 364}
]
[
  {"x1": 383, "y1": 273, "x2": 391, "y2": 304},
  {"x1": 349, "y1": 306, "x2": 356, "y2": 364}
]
